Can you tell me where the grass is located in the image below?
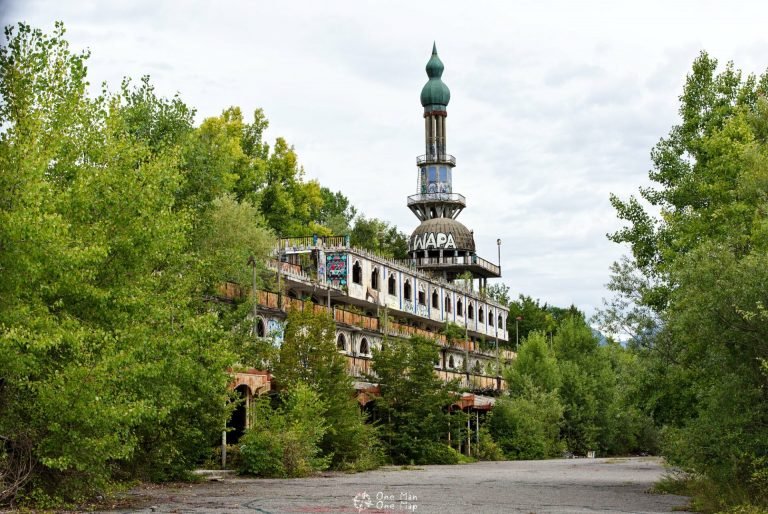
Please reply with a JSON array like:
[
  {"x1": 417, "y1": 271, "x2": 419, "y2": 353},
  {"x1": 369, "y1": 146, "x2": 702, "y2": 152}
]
[{"x1": 651, "y1": 470, "x2": 768, "y2": 514}]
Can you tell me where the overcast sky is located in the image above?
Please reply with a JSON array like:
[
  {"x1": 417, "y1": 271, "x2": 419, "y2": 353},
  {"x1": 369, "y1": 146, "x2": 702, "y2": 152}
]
[{"x1": 5, "y1": 0, "x2": 768, "y2": 317}]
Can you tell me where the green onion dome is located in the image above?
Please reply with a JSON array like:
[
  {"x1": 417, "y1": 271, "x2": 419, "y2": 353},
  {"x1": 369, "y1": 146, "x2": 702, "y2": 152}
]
[{"x1": 420, "y1": 42, "x2": 451, "y2": 109}]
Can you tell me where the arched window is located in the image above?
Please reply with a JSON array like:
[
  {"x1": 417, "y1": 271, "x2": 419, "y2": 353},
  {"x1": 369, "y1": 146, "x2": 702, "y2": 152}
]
[
  {"x1": 388, "y1": 274, "x2": 397, "y2": 295},
  {"x1": 418, "y1": 285, "x2": 426, "y2": 306},
  {"x1": 498, "y1": 314, "x2": 504, "y2": 329},
  {"x1": 448, "y1": 355, "x2": 455, "y2": 369},
  {"x1": 371, "y1": 267, "x2": 379, "y2": 290},
  {"x1": 256, "y1": 318, "x2": 266, "y2": 338},
  {"x1": 445, "y1": 295, "x2": 452, "y2": 314},
  {"x1": 479, "y1": 306, "x2": 485, "y2": 323},
  {"x1": 468, "y1": 302, "x2": 474, "y2": 320},
  {"x1": 404, "y1": 280, "x2": 412, "y2": 301},
  {"x1": 352, "y1": 261, "x2": 362, "y2": 285},
  {"x1": 337, "y1": 333, "x2": 347, "y2": 351},
  {"x1": 432, "y1": 289, "x2": 439, "y2": 309},
  {"x1": 360, "y1": 337, "x2": 369, "y2": 355},
  {"x1": 489, "y1": 310, "x2": 494, "y2": 326},
  {"x1": 457, "y1": 299, "x2": 463, "y2": 317}
]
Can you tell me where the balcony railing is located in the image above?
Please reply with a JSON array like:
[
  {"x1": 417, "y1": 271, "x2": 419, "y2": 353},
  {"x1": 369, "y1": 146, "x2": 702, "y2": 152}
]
[
  {"x1": 407, "y1": 192, "x2": 466, "y2": 206},
  {"x1": 404, "y1": 255, "x2": 501, "y2": 276},
  {"x1": 276, "y1": 235, "x2": 349, "y2": 252},
  {"x1": 435, "y1": 370, "x2": 506, "y2": 391},
  {"x1": 416, "y1": 153, "x2": 456, "y2": 166}
]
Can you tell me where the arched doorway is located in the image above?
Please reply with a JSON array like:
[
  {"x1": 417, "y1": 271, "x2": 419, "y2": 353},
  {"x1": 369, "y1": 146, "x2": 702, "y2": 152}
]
[{"x1": 227, "y1": 384, "x2": 251, "y2": 445}]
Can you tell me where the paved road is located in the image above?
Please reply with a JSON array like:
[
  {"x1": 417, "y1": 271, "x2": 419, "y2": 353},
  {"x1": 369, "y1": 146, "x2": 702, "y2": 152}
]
[{"x1": 103, "y1": 457, "x2": 690, "y2": 514}]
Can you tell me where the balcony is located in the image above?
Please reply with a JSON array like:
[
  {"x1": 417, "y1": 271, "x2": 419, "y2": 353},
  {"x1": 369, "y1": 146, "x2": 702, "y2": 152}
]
[
  {"x1": 416, "y1": 153, "x2": 456, "y2": 166},
  {"x1": 406, "y1": 254, "x2": 501, "y2": 277},
  {"x1": 407, "y1": 192, "x2": 466, "y2": 206}
]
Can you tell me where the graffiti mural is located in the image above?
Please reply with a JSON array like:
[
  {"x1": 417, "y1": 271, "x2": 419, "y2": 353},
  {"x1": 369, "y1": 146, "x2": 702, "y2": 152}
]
[{"x1": 326, "y1": 252, "x2": 348, "y2": 287}]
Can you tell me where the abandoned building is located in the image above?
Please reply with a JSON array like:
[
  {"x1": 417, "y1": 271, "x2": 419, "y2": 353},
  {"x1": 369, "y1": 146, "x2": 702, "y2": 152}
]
[{"x1": 229, "y1": 44, "x2": 514, "y2": 440}]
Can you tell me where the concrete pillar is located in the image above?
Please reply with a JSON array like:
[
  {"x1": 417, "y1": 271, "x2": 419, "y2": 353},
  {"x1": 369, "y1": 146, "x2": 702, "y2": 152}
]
[
  {"x1": 431, "y1": 115, "x2": 437, "y2": 156},
  {"x1": 436, "y1": 113, "x2": 443, "y2": 157},
  {"x1": 424, "y1": 116, "x2": 430, "y2": 154},
  {"x1": 442, "y1": 115, "x2": 447, "y2": 154}
]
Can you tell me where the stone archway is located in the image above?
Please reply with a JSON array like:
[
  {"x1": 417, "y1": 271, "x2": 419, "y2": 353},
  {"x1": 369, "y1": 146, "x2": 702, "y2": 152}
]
[{"x1": 227, "y1": 384, "x2": 251, "y2": 445}]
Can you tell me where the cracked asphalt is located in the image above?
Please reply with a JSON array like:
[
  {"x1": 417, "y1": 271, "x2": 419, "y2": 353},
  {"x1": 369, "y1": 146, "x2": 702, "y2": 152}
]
[{"x1": 100, "y1": 457, "x2": 691, "y2": 514}]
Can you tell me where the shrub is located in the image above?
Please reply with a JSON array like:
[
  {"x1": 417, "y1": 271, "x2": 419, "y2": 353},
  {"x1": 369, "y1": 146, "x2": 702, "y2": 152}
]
[
  {"x1": 477, "y1": 428, "x2": 505, "y2": 461},
  {"x1": 488, "y1": 382, "x2": 564, "y2": 460},
  {"x1": 419, "y1": 443, "x2": 461, "y2": 465},
  {"x1": 239, "y1": 425, "x2": 286, "y2": 477},
  {"x1": 239, "y1": 384, "x2": 329, "y2": 477}
]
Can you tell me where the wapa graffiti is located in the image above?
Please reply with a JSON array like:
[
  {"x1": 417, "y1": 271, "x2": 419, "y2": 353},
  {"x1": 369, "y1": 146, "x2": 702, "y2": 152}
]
[{"x1": 410, "y1": 231, "x2": 457, "y2": 251}]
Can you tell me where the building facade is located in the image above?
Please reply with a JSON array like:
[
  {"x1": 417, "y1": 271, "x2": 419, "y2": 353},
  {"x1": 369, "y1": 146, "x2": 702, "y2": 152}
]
[{"x1": 241, "y1": 45, "x2": 514, "y2": 403}]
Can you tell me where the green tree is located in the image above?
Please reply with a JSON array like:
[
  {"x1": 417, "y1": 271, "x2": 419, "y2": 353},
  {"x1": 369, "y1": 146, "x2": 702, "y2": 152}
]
[
  {"x1": 318, "y1": 187, "x2": 356, "y2": 235},
  {"x1": 604, "y1": 51, "x2": 768, "y2": 506},
  {"x1": 192, "y1": 193, "x2": 274, "y2": 292},
  {"x1": 371, "y1": 336, "x2": 461, "y2": 464},
  {"x1": 487, "y1": 382, "x2": 564, "y2": 460},
  {"x1": 552, "y1": 316, "x2": 615, "y2": 455},
  {"x1": 259, "y1": 138, "x2": 326, "y2": 236},
  {"x1": 350, "y1": 216, "x2": 409, "y2": 259},
  {"x1": 505, "y1": 331, "x2": 560, "y2": 395},
  {"x1": 0, "y1": 23, "x2": 235, "y2": 504},
  {"x1": 239, "y1": 383, "x2": 329, "y2": 477},
  {"x1": 274, "y1": 307, "x2": 380, "y2": 470},
  {"x1": 507, "y1": 295, "x2": 556, "y2": 344}
]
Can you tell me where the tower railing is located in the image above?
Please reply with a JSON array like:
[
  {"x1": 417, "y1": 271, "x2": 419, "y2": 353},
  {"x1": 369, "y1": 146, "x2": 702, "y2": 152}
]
[
  {"x1": 416, "y1": 153, "x2": 456, "y2": 166},
  {"x1": 407, "y1": 192, "x2": 466, "y2": 206},
  {"x1": 404, "y1": 255, "x2": 501, "y2": 276}
]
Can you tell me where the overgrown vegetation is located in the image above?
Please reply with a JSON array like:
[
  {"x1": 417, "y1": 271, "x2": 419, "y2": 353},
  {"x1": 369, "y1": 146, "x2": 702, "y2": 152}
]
[
  {"x1": 599, "y1": 52, "x2": 768, "y2": 511},
  {"x1": 0, "y1": 22, "x2": 391, "y2": 506},
  {"x1": 370, "y1": 336, "x2": 465, "y2": 465},
  {"x1": 487, "y1": 316, "x2": 657, "y2": 462},
  {"x1": 239, "y1": 384, "x2": 330, "y2": 477},
  {"x1": 6, "y1": 21, "x2": 766, "y2": 513}
]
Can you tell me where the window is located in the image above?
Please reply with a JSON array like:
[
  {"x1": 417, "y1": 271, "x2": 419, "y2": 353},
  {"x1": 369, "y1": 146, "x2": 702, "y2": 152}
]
[
  {"x1": 337, "y1": 333, "x2": 346, "y2": 351},
  {"x1": 352, "y1": 261, "x2": 362, "y2": 285},
  {"x1": 498, "y1": 314, "x2": 504, "y2": 329},
  {"x1": 432, "y1": 289, "x2": 439, "y2": 309},
  {"x1": 445, "y1": 295, "x2": 452, "y2": 314},
  {"x1": 489, "y1": 310, "x2": 494, "y2": 327},
  {"x1": 418, "y1": 289, "x2": 426, "y2": 306},
  {"x1": 388, "y1": 274, "x2": 397, "y2": 295},
  {"x1": 457, "y1": 299, "x2": 463, "y2": 317},
  {"x1": 404, "y1": 280, "x2": 412, "y2": 300},
  {"x1": 479, "y1": 306, "x2": 484, "y2": 323},
  {"x1": 255, "y1": 318, "x2": 266, "y2": 338},
  {"x1": 371, "y1": 267, "x2": 379, "y2": 290},
  {"x1": 360, "y1": 338, "x2": 369, "y2": 355},
  {"x1": 448, "y1": 355, "x2": 455, "y2": 369},
  {"x1": 468, "y1": 302, "x2": 474, "y2": 320}
]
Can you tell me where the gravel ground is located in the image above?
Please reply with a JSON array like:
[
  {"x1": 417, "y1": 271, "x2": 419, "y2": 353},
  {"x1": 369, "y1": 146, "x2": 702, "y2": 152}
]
[{"x1": 100, "y1": 457, "x2": 691, "y2": 514}]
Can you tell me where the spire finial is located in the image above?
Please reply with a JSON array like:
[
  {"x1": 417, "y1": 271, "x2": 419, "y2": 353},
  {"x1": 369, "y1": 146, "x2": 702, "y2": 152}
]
[{"x1": 421, "y1": 43, "x2": 450, "y2": 108}]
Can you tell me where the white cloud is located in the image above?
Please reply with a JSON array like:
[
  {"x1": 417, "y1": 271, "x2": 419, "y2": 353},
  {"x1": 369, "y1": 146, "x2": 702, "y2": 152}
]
[{"x1": 7, "y1": 0, "x2": 768, "y2": 316}]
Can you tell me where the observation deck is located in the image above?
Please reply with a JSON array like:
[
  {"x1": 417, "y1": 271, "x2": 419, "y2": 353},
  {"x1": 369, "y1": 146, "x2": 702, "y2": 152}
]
[
  {"x1": 417, "y1": 153, "x2": 456, "y2": 166},
  {"x1": 407, "y1": 192, "x2": 466, "y2": 208},
  {"x1": 399, "y1": 254, "x2": 501, "y2": 279}
]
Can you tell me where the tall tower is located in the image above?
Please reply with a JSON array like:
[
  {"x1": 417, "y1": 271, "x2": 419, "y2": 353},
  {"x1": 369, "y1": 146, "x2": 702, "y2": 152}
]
[{"x1": 407, "y1": 44, "x2": 501, "y2": 285}]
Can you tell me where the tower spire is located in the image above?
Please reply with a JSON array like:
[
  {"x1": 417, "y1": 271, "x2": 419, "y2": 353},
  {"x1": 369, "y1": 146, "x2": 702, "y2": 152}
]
[
  {"x1": 406, "y1": 45, "x2": 502, "y2": 283},
  {"x1": 409, "y1": 45, "x2": 463, "y2": 221}
]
